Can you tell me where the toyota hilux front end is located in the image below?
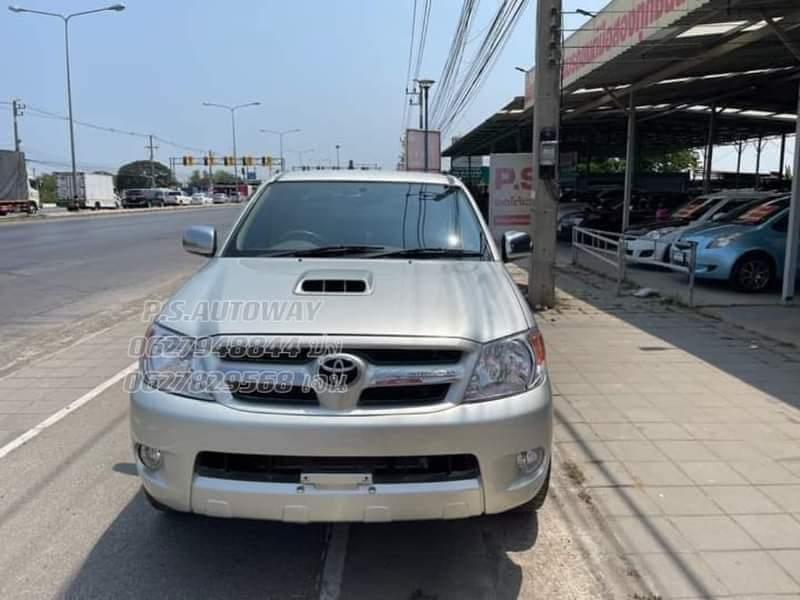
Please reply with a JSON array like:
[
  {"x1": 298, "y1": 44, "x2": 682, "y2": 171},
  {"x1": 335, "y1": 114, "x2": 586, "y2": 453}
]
[{"x1": 130, "y1": 170, "x2": 552, "y2": 523}]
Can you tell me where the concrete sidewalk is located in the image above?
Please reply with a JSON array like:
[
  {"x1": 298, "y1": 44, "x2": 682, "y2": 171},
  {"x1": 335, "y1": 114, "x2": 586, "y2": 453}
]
[{"x1": 534, "y1": 263, "x2": 800, "y2": 599}]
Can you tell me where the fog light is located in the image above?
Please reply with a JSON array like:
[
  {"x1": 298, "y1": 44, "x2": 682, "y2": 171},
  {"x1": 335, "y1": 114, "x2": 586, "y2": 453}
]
[
  {"x1": 137, "y1": 444, "x2": 163, "y2": 470},
  {"x1": 517, "y1": 447, "x2": 545, "y2": 474}
]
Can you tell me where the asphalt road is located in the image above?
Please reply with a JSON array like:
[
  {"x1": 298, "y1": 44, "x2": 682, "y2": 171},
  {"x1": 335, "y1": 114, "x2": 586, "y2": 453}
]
[{"x1": 0, "y1": 206, "x2": 241, "y2": 373}]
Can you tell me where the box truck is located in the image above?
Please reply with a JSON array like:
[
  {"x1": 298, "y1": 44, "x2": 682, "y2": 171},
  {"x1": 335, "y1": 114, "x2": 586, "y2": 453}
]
[{"x1": 55, "y1": 172, "x2": 119, "y2": 210}]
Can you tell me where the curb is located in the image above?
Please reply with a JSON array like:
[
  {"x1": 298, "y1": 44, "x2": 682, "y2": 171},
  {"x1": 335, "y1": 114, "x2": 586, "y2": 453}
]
[{"x1": 0, "y1": 203, "x2": 237, "y2": 225}]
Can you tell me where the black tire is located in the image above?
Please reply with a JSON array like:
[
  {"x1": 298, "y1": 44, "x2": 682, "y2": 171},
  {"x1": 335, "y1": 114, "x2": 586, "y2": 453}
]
[
  {"x1": 506, "y1": 464, "x2": 550, "y2": 514},
  {"x1": 731, "y1": 252, "x2": 775, "y2": 293},
  {"x1": 26, "y1": 202, "x2": 38, "y2": 214},
  {"x1": 94, "y1": 201, "x2": 101, "y2": 211},
  {"x1": 143, "y1": 488, "x2": 180, "y2": 514}
]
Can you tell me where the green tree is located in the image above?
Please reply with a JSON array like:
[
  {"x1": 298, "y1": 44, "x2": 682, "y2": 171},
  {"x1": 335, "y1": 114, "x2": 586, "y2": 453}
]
[
  {"x1": 116, "y1": 160, "x2": 175, "y2": 190},
  {"x1": 186, "y1": 169, "x2": 237, "y2": 190},
  {"x1": 641, "y1": 149, "x2": 700, "y2": 173},
  {"x1": 35, "y1": 174, "x2": 57, "y2": 204}
]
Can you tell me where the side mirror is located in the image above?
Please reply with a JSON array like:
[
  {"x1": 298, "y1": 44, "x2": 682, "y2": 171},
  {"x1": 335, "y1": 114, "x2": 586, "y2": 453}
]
[
  {"x1": 183, "y1": 225, "x2": 217, "y2": 256},
  {"x1": 502, "y1": 230, "x2": 532, "y2": 262}
]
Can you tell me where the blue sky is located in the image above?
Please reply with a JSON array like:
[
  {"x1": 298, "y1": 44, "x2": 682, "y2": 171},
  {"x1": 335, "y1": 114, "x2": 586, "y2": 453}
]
[{"x1": 1, "y1": 0, "x2": 790, "y2": 179}]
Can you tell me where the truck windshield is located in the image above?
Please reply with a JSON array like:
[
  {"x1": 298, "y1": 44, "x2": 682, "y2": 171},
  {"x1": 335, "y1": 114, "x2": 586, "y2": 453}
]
[{"x1": 224, "y1": 181, "x2": 487, "y2": 259}]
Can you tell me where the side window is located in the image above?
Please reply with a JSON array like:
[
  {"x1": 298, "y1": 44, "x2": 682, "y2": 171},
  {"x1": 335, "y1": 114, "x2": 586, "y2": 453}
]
[{"x1": 773, "y1": 215, "x2": 788, "y2": 233}]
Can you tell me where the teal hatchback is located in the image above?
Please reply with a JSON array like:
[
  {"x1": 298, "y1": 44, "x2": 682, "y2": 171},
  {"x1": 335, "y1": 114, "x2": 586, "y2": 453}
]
[{"x1": 673, "y1": 197, "x2": 799, "y2": 292}]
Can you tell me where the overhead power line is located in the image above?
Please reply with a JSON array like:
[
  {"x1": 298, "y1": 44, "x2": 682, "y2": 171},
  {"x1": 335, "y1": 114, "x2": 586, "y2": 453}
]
[
  {"x1": 430, "y1": 0, "x2": 479, "y2": 126},
  {"x1": 413, "y1": 0, "x2": 433, "y2": 81},
  {"x1": 436, "y1": 0, "x2": 529, "y2": 134},
  {"x1": 13, "y1": 103, "x2": 210, "y2": 154},
  {"x1": 400, "y1": 0, "x2": 419, "y2": 137}
]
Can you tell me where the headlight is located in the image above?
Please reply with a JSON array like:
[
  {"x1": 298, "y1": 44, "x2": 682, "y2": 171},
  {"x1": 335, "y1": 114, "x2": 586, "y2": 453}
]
[
  {"x1": 141, "y1": 322, "x2": 215, "y2": 401},
  {"x1": 464, "y1": 329, "x2": 546, "y2": 402},
  {"x1": 644, "y1": 227, "x2": 675, "y2": 240},
  {"x1": 708, "y1": 233, "x2": 741, "y2": 248}
]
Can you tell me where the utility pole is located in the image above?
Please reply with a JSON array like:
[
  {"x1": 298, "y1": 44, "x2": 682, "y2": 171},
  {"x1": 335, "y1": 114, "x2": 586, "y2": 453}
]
[
  {"x1": 335, "y1": 144, "x2": 341, "y2": 169},
  {"x1": 528, "y1": 0, "x2": 562, "y2": 308},
  {"x1": 11, "y1": 99, "x2": 24, "y2": 152},
  {"x1": 207, "y1": 150, "x2": 214, "y2": 195},
  {"x1": 146, "y1": 134, "x2": 158, "y2": 188}
]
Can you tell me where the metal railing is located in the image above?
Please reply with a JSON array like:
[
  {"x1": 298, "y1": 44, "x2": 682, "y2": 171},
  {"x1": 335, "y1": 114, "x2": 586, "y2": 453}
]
[{"x1": 571, "y1": 226, "x2": 698, "y2": 307}]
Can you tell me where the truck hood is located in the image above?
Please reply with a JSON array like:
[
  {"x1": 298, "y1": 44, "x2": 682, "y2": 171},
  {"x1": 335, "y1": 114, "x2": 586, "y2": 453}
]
[{"x1": 158, "y1": 257, "x2": 531, "y2": 342}]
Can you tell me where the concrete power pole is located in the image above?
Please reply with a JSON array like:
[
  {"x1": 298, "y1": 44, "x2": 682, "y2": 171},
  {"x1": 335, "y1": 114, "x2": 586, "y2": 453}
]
[
  {"x1": 11, "y1": 99, "x2": 24, "y2": 152},
  {"x1": 528, "y1": 0, "x2": 562, "y2": 308},
  {"x1": 146, "y1": 134, "x2": 159, "y2": 188}
]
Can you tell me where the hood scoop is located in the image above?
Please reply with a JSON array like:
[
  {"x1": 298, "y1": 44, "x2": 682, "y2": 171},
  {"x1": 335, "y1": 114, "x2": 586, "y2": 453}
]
[{"x1": 295, "y1": 269, "x2": 373, "y2": 295}]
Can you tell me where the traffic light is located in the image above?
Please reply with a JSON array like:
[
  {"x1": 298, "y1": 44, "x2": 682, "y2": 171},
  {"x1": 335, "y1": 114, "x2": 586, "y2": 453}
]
[
  {"x1": 203, "y1": 156, "x2": 208, "y2": 166},
  {"x1": 182, "y1": 156, "x2": 193, "y2": 166},
  {"x1": 223, "y1": 157, "x2": 229, "y2": 166},
  {"x1": 244, "y1": 156, "x2": 254, "y2": 166},
  {"x1": 261, "y1": 156, "x2": 272, "y2": 167}
]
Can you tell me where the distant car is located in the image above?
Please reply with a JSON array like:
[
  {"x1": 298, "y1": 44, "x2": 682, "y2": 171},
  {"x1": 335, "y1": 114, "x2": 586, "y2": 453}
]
[
  {"x1": 191, "y1": 193, "x2": 212, "y2": 205},
  {"x1": 229, "y1": 192, "x2": 243, "y2": 203},
  {"x1": 165, "y1": 190, "x2": 191, "y2": 206},
  {"x1": 625, "y1": 191, "x2": 775, "y2": 263},
  {"x1": 672, "y1": 196, "x2": 798, "y2": 292},
  {"x1": 212, "y1": 193, "x2": 228, "y2": 204}
]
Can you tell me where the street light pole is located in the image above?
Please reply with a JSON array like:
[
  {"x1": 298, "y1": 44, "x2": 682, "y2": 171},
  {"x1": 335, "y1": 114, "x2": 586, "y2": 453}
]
[
  {"x1": 260, "y1": 129, "x2": 300, "y2": 172},
  {"x1": 335, "y1": 144, "x2": 341, "y2": 169},
  {"x1": 203, "y1": 101, "x2": 260, "y2": 190},
  {"x1": 10, "y1": 3, "x2": 126, "y2": 210}
]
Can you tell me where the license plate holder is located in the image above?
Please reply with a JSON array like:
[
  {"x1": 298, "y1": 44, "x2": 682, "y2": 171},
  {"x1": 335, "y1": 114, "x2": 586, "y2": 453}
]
[{"x1": 300, "y1": 472, "x2": 373, "y2": 488}]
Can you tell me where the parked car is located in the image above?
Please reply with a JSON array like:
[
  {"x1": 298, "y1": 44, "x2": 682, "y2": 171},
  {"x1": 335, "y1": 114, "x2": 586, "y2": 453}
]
[
  {"x1": 212, "y1": 192, "x2": 229, "y2": 204},
  {"x1": 123, "y1": 188, "x2": 168, "y2": 208},
  {"x1": 191, "y1": 193, "x2": 212, "y2": 205},
  {"x1": 132, "y1": 170, "x2": 552, "y2": 522},
  {"x1": 625, "y1": 190, "x2": 775, "y2": 263},
  {"x1": 672, "y1": 196, "x2": 797, "y2": 292},
  {"x1": 165, "y1": 190, "x2": 191, "y2": 206}
]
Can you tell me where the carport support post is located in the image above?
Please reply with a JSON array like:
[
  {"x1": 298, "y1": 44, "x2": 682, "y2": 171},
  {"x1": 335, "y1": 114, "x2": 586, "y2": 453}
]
[
  {"x1": 735, "y1": 140, "x2": 743, "y2": 189},
  {"x1": 618, "y1": 94, "x2": 637, "y2": 288},
  {"x1": 622, "y1": 94, "x2": 636, "y2": 233},
  {"x1": 779, "y1": 133, "x2": 787, "y2": 183},
  {"x1": 781, "y1": 84, "x2": 800, "y2": 304},
  {"x1": 527, "y1": 0, "x2": 562, "y2": 308},
  {"x1": 703, "y1": 105, "x2": 717, "y2": 194},
  {"x1": 755, "y1": 136, "x2": 763, "y2": 189}
]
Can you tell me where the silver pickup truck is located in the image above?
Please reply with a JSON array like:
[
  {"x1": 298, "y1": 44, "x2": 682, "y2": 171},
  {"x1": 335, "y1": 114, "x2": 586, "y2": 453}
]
[{"x1": 131, "y1": 170, "x2": 552, "y2": 523}]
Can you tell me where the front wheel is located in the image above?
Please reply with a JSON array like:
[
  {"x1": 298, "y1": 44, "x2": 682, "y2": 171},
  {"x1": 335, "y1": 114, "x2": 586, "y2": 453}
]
[
  {"x1": 731, "y1": 253, "x2": 774, "y2": 292},
  {"x1": 143, "y1": 487, "x2": 181, "y2": 515},
  {"x1": 26, "y1": 202, "x2": 38, "y2": 214}
]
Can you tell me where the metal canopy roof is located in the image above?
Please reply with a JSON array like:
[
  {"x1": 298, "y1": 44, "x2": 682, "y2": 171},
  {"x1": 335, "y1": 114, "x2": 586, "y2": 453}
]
[{"x1": 444, "y1": 0, "x2": 800, "y2": 159}]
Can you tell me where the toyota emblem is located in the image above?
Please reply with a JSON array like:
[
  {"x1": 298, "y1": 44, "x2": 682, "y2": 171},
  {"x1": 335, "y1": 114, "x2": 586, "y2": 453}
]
[{"x1": 317, "y1": 354, "x2": 361, "y2": 386}]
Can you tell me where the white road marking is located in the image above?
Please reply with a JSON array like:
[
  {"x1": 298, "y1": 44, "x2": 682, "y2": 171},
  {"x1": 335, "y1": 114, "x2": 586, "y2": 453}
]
[
  {"x1": 318, "y1": 524, "x2": 350, "y2": 600},
  {"x1": 0, "y1": 362, "x2": 138, "y2": 460}
]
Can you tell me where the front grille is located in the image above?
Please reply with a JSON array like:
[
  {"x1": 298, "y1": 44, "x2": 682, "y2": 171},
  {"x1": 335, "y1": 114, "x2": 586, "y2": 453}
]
[
  {"x1": 359, "y1": 383, "x2": 450, "y2": 407},
  {"x1": 217, "y1": 346, "x2": 462, "y2": 366},
  {"x1": 228, "y1": 382, "x2": 318, "y2": 406},
  {"x1": 195, "y1": 452, "x2": 479, "y2": 484}
]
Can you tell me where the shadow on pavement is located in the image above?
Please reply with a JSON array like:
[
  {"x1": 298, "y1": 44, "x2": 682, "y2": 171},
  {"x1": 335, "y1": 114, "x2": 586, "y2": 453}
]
[
  {"x1": 340, "y1": 512, "x2": 538, "y2": 599},
  {"x1": 61, "y1": 491, "x2": 326, "y2": 600}
]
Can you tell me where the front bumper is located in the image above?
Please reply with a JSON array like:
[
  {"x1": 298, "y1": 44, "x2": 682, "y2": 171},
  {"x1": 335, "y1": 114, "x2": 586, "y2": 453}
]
[
  {"x1": 130, "y1": 378, "x2": 552, "y2": 522},
  {"x1": 671, "y1": 245, "x2": 736, "y2": 280}
]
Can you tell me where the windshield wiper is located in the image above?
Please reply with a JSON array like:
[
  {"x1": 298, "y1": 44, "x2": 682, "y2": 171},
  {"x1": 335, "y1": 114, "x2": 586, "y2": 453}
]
[
  {"x1": 266, "y1": 245, "x2": 387, "y2": 257},
  {"x1": 372, "y1": 247, "x2": 485, "y2": 259}
]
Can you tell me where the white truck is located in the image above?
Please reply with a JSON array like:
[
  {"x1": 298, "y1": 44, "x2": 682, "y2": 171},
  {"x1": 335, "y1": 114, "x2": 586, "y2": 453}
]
[
  {"x1": 0, "y1": 150, "x2": 39, "y2": 216},
  {"x1": 55, "y1": 172, "x2": 118, "y2": 210}
]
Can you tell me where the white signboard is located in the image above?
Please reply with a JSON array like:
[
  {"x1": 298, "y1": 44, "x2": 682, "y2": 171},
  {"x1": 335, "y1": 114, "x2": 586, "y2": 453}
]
[
  {"x1": 489, "y1": 153, "x2": 533, "y2": 242},
  {"x1": 562, "y1": 0, "x2": 711, "y2": 89},
  {"x1": 405, "y1": 128, "x2": 441, "y2": 172}
]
